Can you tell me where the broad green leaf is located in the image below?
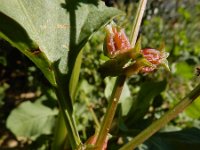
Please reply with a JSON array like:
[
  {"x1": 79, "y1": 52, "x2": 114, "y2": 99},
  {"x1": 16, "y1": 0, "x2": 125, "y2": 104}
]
[
  {"x1": 185, "y1": 96, "x2": 200, "y2": 119},
  {"x1": 142, "y1": 128, "x2": 200, "y2": 150},
  {"x1": 0, "y1": 13, "x2": 56, "y2": 86},
  {"x1": 0, "y1": 1, "x2": 122, "y2": 148},
  {"x1": 0, "y1": 0, "x2": 122, "y2": 99},
  {"x1": 6, "y1": 101, "x2": 58, "y2": 140},
  {"x1": 126, "y1": 80, "x2": 167, "y2": 127},
  {"x1": 0, "y1": 2, "x2": 122, "y2": 143}
]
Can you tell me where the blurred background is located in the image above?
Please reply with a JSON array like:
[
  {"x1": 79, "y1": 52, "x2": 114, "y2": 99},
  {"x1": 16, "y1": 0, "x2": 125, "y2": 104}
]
[{"x1": 0, "y1": 0, "x2": 200, "y2": 149}]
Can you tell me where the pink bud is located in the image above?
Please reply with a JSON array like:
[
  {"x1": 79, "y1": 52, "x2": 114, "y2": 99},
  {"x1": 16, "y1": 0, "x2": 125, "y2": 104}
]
[
  {"x1": 112, "y1": 27, "x2": 131, "y2": 51},
  {"x1": 140, "y1": 48, "x2": 169, "y2": 73},
  {"x1": 104, "y1": 25, "x2": 131, "y2": 58}
]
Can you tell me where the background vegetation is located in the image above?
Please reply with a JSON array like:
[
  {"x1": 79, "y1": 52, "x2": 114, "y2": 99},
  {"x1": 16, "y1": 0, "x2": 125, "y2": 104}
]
[{"x1": 0, "y1": 0, "x2": 200, "y2": 149}]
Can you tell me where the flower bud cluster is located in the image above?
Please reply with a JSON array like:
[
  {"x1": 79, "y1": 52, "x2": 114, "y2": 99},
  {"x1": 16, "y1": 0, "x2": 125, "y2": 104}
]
[{"x1": 100, "y1": 24, "x2": 169, "y2": 77}]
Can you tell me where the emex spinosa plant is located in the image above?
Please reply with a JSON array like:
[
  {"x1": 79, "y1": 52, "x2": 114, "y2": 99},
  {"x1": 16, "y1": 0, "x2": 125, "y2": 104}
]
[{"x1": 1, "y1": 0, "x2": 200, "y2": 150}]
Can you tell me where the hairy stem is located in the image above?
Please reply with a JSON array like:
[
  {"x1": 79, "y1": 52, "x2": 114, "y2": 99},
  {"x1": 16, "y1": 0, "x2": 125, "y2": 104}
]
[
  {"x1": 120, "y1": 84, "x2": 200, "y2": 150},
  {"x1": 95, "y1": 76, "x2": 126, "y2": 149}
]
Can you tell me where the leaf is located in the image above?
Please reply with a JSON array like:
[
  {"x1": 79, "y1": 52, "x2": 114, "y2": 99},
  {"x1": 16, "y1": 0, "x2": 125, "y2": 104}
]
[
  {"x1": 0, "y1": 0, "x2": 122, "y2": 107},
  {"x1": 0, "y1": 12, "x2": 56, "y2": 86},
  {"x1": 0, "y1": 2, "x2": 122, "y2": 143},
  {"x1": 126, "y1": 80, "x2": 167, "y2": 127},
  {"x1": 0, "y1": 0, "x2": 122, "y2": 84},
  {"x1": 104, "y1": 77, "x2": 116, "y2": 99},
  {"x1": 142, "y1": 128, "x2": 200, "y2": 150},
  {"x1": 6, "y1": 101, "x2": 58, "y2": 140},
  {"x1": 185, "y1": 96, "x2": 200, "y2": 119}
]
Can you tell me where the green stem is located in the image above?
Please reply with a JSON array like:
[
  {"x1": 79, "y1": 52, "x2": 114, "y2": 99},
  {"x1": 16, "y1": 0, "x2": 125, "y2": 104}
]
[
  {"x1": 120, "y1": 84, "x2": 200, "y2": 150},
  {"x1": 130, "y1": 0, "x2": 148, "y2": 47},
  {"x1": 51, "y1": 112, "x2": 67, "y2": 150},
  {"x1": 87, "y1": 103, "x2": 101, "y2": 129},
  {"x1": 84, "y1": 96, "x2": 100, "y2": 129},
  {"x1": 54, "y1": 87, "x2": 81, "y2": 149},
  {"x1": 95, "y1": 76, "x2": 126, "y2": 150}
]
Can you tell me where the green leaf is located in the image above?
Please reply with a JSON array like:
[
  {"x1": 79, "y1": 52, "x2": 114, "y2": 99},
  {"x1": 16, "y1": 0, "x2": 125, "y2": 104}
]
[
  {"x1": 126, "y1": 80, "x2": 167, "y2": 127},
  {"x1": 185, "y1": 96, "x2": 200, "y2": 119},
  {"x1": 104, "y1": 77, "x2": 116, "y2": 99},
  {"x1": 143, "y1": 128, "x2": 200, "y2": 150},
  {"x1": 0, "y1": 13, "x2": 56, "y2": 86},
  {"x1": 6, "y1": 101, "x2": 58, "y2": 140},
  {"x1": 0, "y1": 0, "x2": 122, "y2": 108},
  {"x1": 0, "y1": 0, "x2": 122, "y2": 85},
  {"x1": 119, "y1": 84, "x2": 132, "y2": 116},
  {"x1": 0, "y1": 1, "x2": 122, "y2": 147}
]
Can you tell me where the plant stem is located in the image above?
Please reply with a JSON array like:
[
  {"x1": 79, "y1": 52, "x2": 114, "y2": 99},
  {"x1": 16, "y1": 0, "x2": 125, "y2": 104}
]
[
  {"x1": 87, "y1": 103, "x2": 101, "y2": 129},
  {"x1": 51, "y1": 112, "x2": 67, "y2": 150},
  {"x1": 95, "y1": 76, "x2": 126, "y2": 150},
  {"x1": 130, "y1": 0, "x2": 148, "y2": 47},
  {"x1": 120, "y1": 84, "x2": 200, "y2": 150},
  {"x1": 54, "y1": 87, "x2": 81, "y2": 149},
  {"x1": 95, "y1": 1, "x2": 148, "y2": 149},
  {"x1": 84, "y1": 96, "x2": 100, "y2": 129}
]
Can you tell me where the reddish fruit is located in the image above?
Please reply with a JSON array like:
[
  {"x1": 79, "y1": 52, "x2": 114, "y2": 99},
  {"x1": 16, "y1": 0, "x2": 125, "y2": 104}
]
[
  {"x1": 140, "y1": 48, "x2": 169, "y2": 73},
  {"x1": 112, "y1": 27, "x2": 131, "y2": 51},
  {"x1": 104, "y1": 25, "x2": 131, "y2": 58}
]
